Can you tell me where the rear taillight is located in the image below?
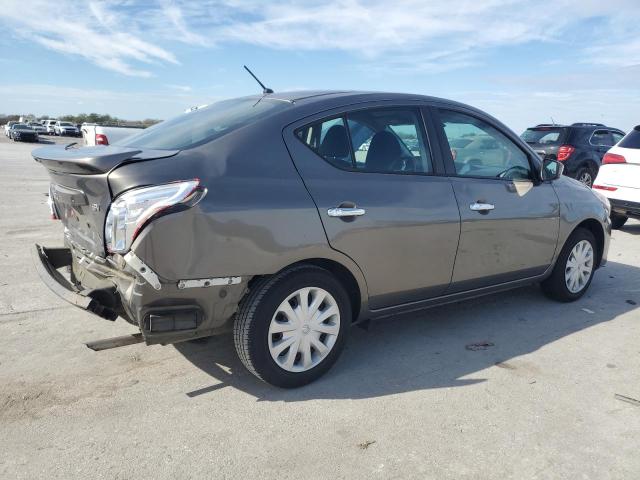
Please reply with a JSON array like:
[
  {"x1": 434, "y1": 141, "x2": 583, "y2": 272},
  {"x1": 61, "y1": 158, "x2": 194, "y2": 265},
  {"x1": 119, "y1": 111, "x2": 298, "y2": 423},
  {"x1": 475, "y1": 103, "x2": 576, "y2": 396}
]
[
  {"x1": 95, "y1": 133, "x2": 109, "y2": 145},
  {"x1": 593, "y1": 184, "x2": 618, "y2": 191},
  {"x1": 557, "y1": 145, "x2": 575, "y2": 162},
  {"x1": 105, "y1": 180, "x2": 204, "y2": 254},
  {"x1": 603, "y1": 153, "x2": 626, "y2": 164}
]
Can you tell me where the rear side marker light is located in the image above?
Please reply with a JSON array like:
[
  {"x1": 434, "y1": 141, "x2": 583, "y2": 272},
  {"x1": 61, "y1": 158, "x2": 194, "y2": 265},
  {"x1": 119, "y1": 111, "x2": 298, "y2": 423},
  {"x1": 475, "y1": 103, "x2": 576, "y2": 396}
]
[
  {"x1": 603, "y1": 153, "x2": 626, "y2": 164},
  {"x1": 593, "y1": 185, "x2": 618, "y2": 191},
  {"x1": 557, "y1": 145, "x2": 575, "y2": 162}
]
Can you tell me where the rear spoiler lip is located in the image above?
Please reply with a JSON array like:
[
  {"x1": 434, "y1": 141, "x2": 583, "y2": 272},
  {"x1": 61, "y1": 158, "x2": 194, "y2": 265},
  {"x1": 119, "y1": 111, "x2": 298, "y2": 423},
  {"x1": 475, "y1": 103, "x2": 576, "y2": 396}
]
[{"x1": 32, "y1": 145, "x2": 179, "y2": 175}]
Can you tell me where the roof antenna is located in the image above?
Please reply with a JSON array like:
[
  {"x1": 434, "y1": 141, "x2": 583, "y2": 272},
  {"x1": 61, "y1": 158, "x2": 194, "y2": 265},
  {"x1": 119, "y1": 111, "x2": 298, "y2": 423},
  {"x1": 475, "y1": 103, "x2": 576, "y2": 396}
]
[
  {"x1": 550, "y1": 116, "x2": 556, "y2": 126},
  {"x1": 244, "y1": 65, "x2": 274, "y2": 94}
]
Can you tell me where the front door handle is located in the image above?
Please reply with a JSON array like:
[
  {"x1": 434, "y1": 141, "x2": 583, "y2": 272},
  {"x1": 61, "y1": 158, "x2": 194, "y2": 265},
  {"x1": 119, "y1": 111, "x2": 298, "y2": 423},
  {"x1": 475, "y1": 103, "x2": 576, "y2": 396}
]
[
  {"x1": 469, "y1": 202, "x2": 495, "y2": 212},
  {"x1": 327, "y1": 207, "x2": 366, "y2": 218}
]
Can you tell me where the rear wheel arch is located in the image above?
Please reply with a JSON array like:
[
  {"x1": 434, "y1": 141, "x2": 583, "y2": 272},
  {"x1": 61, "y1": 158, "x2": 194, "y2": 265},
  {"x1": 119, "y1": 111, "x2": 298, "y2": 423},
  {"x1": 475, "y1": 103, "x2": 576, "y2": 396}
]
[
  {"x1": 246, "y1": 258, "x2": 364, "y2": 323},
  {"x1": 584, "y1": 158, "x2": 599, "y2": 173}
]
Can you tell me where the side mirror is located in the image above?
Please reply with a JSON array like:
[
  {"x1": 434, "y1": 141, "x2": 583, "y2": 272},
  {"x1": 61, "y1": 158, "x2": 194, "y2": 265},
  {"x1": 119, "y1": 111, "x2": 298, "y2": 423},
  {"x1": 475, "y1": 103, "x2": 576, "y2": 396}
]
[{"x1": 541, "y1": 158, "x2": 564, "y2": 181}]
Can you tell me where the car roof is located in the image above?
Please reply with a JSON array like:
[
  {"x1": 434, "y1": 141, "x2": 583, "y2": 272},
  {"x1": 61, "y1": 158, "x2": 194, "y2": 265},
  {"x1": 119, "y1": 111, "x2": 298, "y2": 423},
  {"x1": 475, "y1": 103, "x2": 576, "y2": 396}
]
[
  {"x1": 264, "y1": 89, "x2": 469, "y2": 107},
  {"x1": 249, "y1": 90, "x2": 488, "y2": 124}
]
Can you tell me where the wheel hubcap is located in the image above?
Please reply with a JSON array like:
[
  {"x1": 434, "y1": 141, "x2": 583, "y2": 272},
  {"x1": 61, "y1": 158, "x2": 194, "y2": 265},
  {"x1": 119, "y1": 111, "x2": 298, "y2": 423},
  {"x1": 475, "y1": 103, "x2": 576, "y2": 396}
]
[
  {"x1": 268, "y1": 287, "x2": 340, "y2": 373},
  {"x1": 578, "y1": 172, "x2": 592, "y2": 186},
  {"x1": 564, "y1": 240, "x2": 594, "y2": 293}
]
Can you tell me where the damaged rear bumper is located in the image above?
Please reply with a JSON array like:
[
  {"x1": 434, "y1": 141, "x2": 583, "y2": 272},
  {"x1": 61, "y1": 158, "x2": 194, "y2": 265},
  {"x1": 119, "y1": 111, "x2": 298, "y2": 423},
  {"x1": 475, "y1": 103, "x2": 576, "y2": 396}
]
[
  {"x1": 32, "y1": 244, "x2": 248, "y2": 345},
  {"x1": 33, "y1": 245, "x2": 118, "y2": 320}
]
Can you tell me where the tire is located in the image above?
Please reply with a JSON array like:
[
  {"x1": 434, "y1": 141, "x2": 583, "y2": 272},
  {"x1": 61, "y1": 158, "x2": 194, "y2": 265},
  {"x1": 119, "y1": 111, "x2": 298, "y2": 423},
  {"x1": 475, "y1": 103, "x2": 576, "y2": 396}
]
[
  {"x1": 611, "y1": 213, "x2": 628, "y2": 230},
  {"x1": 575, "y1": 165, "x2": 596, "y2": 187},
  {"x1": 541, "y1": 228, "x2": 597, "y2": 302},
  {"x1": 234, "y1": 265, "x2": 351, "y2": 388}
]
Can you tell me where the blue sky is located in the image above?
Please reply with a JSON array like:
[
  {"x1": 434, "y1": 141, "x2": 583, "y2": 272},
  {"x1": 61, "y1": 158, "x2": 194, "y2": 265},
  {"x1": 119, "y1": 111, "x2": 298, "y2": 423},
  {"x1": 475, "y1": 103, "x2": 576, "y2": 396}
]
[{"x1": 1, "y1": 0, "x2": 639, "y2": 133}]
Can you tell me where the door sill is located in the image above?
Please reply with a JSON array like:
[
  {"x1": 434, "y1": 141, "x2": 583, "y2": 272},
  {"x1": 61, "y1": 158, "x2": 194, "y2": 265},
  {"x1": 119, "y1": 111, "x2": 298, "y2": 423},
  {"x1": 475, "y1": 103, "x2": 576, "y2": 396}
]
[{"x1": 368, "y1": 273, "x2": 548, "y2": 320}]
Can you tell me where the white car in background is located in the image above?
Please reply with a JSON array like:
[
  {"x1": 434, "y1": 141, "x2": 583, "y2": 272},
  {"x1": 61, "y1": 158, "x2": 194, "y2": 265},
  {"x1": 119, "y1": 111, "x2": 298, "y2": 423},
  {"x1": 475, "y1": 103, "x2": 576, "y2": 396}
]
[
  {"x1": 81, "y1": 123, "x2": 143, "y2": 146},
  {"x1": 4, "y1": 121, "x2": 17, "y2": 136},
  {"x1": 593, "y1": 125, "x2": 640, "y2": 229},
  {"x1": 43, "y1": 119, "x2": 58, "y2": 135},
  {"x1": 29, "y1": 122, "x2": 46, "y2": 134},
  {"x1": 54, "y1": 121, "x2": 80, "y2": 137}
]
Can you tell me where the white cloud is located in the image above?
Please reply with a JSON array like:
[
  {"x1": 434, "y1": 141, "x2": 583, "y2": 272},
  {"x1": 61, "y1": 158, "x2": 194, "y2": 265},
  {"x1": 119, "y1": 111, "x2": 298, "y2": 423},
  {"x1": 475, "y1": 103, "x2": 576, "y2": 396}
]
[
  {"x1": 166, "y1": 84, "x2": 193, "y2": 92},
  {"x1": 148, "y1": 0, "x2": 640, "y2": 73},
  {"x1": 1, "y1": 1, "x2": 639, "y2": 76},
  {"x1": 0, "y1": 0, "x2": 178, "y2": 77}
]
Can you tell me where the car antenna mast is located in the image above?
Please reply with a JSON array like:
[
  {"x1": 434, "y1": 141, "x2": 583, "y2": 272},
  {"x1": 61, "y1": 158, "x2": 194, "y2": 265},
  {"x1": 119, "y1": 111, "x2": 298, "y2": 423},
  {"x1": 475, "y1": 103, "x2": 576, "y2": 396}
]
[{"x1": 244, "y1": 65, "x2": 274, "y2": 94}]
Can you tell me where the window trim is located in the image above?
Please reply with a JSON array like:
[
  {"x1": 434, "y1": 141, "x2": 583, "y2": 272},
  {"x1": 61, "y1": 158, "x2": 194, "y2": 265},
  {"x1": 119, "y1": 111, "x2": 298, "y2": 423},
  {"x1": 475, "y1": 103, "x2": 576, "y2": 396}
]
[
  {"x1": 433, "y1": 106, "x2": 541, "y2": 183},
  {"x1": 293, "y1": 105, "x2": 437, "y2": 177}
]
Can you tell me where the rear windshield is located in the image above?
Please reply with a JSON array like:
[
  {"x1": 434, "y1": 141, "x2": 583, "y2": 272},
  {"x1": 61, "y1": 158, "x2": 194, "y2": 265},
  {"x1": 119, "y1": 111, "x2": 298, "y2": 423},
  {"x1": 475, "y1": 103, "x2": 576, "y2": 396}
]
[
  {"x1": 521, "y1": 127, "x2": 566, "y2": 145},
  {"x1": 619, "y1": 126, "x2": 640, "y2": 149},
  {"x1": 117, "y1": 97, "x2": 290, "y2": 150}
]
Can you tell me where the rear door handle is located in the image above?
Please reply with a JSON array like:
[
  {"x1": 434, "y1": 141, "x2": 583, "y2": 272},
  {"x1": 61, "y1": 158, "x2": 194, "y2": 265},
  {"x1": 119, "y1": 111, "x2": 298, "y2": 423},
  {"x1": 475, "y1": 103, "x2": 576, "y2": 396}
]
[
  {"x1": 327, "y1": 207, "x2": 366, "y2": 217},
  {"x1": 469, "y1": 202, "x2": 495, "y2": 212}
]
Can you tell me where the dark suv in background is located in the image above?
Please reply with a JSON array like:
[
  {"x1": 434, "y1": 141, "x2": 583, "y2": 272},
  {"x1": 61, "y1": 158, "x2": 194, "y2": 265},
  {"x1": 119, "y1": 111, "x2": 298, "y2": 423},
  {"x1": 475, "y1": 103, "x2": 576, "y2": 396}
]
[{"x1": 521, "y1": 123, "x2": 625, "y2": 187}]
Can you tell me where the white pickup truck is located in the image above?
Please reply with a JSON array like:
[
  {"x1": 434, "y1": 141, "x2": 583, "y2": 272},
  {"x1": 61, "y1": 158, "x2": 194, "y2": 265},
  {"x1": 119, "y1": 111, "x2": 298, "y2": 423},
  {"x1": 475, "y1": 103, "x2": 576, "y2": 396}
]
[{"x1": 81, "y1": 124, "x2": 144, "y2": 146}]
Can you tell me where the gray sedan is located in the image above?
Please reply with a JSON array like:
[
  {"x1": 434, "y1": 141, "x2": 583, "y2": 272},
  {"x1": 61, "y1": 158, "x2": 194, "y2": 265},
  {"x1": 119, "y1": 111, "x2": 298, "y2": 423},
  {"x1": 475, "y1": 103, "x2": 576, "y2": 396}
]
[{"x1": 32, "y1": 91, "x2": 611, "y2": 387}]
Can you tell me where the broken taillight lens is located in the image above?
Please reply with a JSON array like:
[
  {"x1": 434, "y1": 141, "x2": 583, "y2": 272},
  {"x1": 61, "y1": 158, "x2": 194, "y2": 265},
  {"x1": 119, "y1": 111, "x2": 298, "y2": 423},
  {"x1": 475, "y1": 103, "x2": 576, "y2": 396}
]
[{"x1": 105, "y1": 180, "x2": 203, "y2": 254}]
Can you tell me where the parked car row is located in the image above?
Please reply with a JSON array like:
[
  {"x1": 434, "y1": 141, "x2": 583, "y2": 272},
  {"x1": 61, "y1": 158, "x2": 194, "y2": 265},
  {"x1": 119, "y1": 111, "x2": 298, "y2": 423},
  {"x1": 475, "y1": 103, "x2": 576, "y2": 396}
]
[{"x1": 41, "y1": 120, "x2": 81, "y2": 137}]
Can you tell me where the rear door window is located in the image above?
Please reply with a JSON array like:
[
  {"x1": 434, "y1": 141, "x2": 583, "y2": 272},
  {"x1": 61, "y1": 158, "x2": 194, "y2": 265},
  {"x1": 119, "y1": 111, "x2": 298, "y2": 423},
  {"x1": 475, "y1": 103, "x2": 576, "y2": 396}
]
[
  {"x1": 296, "y1": 117, "x2": 352, "y2": 169},
  {"x1": 296, "y1": 107, "x2": 433, "y2": 174}
]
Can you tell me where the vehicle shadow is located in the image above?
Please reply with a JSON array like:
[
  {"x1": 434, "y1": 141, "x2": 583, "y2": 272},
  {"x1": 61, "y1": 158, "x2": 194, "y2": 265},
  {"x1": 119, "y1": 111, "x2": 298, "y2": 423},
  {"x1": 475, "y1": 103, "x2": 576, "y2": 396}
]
[
  {"x1": 619, "y1": 221, "x2": 640, "y2": 236},
  {"x1": 175, "y1": 261, "x2": 640, "y2": 401}
]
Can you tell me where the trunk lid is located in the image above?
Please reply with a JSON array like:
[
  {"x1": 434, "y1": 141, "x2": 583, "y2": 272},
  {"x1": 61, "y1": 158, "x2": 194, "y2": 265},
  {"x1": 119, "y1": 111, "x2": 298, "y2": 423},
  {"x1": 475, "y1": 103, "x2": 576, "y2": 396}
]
[{"x1": 34, "y1": 144, "x2": 179, "y2": 256}]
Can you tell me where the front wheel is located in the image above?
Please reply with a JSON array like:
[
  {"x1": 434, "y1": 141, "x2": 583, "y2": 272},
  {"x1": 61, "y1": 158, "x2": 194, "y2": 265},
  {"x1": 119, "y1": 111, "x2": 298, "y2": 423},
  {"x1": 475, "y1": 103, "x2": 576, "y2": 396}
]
[
  {"x1": 234, "y1": 265, "x2": 350, "y2": 388},
  {"x1": 541, "y1": 228, "x2": 597, "y2": 302}
]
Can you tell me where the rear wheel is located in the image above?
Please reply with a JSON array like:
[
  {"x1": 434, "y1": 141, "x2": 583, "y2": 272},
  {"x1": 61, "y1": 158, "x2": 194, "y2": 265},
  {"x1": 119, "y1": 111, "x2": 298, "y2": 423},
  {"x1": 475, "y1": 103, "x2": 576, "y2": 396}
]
[
  {"x1": 234, "y1": 265, "x2": 350, "y2": 388},
  {"x1": 611, "y1": 213, "x2": 628, "y2": 230},
  {"x1": 541, "y1": 228, "x2": 597, "y2": 302}
]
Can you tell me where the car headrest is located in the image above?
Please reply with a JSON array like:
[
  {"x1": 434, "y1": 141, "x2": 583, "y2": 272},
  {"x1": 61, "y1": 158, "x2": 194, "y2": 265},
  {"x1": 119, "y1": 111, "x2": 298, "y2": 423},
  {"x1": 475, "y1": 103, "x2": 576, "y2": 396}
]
[
  {"x1": 366, "y1": 130, "x2": 402, "y2": 171},
  {"x1": 319, "y1": 124, "x2": 350, "y2": 159}
]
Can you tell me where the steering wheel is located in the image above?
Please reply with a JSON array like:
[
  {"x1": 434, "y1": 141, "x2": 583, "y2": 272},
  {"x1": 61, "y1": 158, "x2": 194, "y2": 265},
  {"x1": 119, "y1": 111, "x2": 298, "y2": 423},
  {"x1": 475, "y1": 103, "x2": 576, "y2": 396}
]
[
  {"x1": 390, "y1": 156, "x2": 416, "y2": 172},
  {"x1": 496, "y1": 165, "x2": 530, "y2": 180}
]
